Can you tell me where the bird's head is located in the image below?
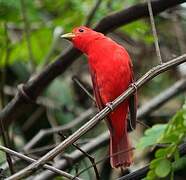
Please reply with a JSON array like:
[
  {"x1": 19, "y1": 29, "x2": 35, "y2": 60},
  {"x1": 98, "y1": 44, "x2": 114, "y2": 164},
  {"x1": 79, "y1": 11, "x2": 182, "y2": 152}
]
[{"x1": 61, "y1": 26, "x2": 104, "y2": 53}]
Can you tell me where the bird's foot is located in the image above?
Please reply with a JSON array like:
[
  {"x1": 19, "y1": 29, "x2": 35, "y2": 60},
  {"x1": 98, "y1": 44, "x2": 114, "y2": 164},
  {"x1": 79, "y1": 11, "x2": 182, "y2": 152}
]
[
  {"x1": 106, "y1": 102, "x2": 114, "y2": 111},
  {"x1": 130, "y1": 83, "x2": 137, "y2": 92}
]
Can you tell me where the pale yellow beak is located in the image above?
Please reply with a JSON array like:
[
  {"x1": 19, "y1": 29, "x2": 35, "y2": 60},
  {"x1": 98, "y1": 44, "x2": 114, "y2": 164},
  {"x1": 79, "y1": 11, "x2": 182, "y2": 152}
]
[{"x1": 61, "y1": 32, "x2": 75, "y2": 40}]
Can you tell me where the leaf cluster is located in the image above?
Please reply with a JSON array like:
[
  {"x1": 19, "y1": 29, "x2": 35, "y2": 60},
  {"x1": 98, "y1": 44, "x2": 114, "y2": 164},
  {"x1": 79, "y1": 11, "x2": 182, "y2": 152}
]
[{"x1": 138, "y1": 100, "x2": 186, "y2": 180}]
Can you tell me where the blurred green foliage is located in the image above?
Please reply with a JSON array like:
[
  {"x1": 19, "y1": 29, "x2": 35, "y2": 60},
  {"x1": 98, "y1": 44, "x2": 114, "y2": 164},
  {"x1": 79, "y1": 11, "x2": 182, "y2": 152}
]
[{"x1": 0, "y1": 0, "x2": 153, "y2": 67}]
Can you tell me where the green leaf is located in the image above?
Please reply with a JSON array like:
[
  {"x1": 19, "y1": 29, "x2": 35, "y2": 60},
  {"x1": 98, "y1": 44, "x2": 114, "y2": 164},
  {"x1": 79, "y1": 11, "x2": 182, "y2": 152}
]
[
  {"x1": 146, "y1": 170, "x2": 156, "y2": 180},
  {"x1": 173, "y1": 156, "x2": 186, "y2": 171},
  {"x1": 155, "y1": 159, "x2": 171, "y2": 178},
  {"x1": 137, "y1": 124, "x2": 167, "y2": 149},
  {"x1": 150, "y1": 158, "x2": 163, "y2": 168},
  {"x1": 155, "y1": 148, "x2": 167, "y2": 158}
]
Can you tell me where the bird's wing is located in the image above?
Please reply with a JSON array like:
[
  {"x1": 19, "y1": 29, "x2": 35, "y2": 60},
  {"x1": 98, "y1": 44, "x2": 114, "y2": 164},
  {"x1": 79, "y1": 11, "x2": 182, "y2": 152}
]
[
  {"x1": 90, "y1": 68, "x2": 104, "y2": 110},
  {"x1": 90, "y1": 67, "x2": 114, "y2": 132},
  {"x1": 128, "y1": 61, "x2": 137, "y2": 130}
]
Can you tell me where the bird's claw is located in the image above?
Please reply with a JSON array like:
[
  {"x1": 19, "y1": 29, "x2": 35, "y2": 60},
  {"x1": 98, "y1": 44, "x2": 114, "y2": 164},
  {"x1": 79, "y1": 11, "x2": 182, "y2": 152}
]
[
  {"x1": 106, "y1": 102, "x2": 114, "y2": 111},
  {"x1": 130, "y1": 83, "x2": 137, "y2": 92}
]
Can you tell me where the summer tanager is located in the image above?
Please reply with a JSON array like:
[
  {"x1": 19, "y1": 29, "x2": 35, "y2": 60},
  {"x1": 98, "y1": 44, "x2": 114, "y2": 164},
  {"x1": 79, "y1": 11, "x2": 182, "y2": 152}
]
[{"x1": 61, "y1": 26, "x2": 136, "y2": 168}]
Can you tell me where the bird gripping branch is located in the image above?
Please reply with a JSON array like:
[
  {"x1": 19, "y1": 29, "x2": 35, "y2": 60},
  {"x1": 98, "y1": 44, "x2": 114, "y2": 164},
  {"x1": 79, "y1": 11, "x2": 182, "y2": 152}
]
[{"x1": 61, "y1": 26, "x2": 136, "y2": 168}]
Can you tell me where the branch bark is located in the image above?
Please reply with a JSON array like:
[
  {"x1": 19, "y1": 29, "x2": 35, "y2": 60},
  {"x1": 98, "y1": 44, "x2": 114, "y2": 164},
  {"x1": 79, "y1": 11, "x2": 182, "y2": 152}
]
[
  {"x1": 0, "y1": 145, "x2": 81, "y2": 180},
  {"x1": 0, "y1": 0, "x2": 184, "y2": 130},
  {"x1": 23, "y1": 108, "x2": 95, "y2": 151},
  {"x1": 6, "y1": 54, "x2": 186, "y2": 179}
]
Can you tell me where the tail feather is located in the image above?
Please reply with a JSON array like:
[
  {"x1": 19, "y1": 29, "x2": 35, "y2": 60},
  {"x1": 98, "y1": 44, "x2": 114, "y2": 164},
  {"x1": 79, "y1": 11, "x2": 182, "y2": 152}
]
[
  {"x1": 108, "y1": 102, "x2": 133, "y2": 168},
  {"x1": 110, "y1": 130, "x2": 133, "y2": 168}
]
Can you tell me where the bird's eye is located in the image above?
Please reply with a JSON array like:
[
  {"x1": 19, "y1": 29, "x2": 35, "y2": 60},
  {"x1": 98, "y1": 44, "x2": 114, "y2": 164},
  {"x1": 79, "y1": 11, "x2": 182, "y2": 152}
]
[{"x1": 78, "y1": 28, "x2": 84, "y2": 32}]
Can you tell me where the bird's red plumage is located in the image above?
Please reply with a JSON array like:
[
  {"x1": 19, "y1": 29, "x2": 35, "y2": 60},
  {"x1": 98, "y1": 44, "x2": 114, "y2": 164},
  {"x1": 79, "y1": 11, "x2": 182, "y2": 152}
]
[{"x1": 70, "y1": 26, "x2": 136, "y2": 168}]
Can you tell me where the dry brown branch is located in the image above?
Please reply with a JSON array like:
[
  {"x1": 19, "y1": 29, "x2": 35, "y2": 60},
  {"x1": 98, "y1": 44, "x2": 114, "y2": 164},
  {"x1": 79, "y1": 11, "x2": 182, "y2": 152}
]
[
  {"x1": 58, "y1": 132, "x2": 100, "y2": 180},
  {"x1": 72, "y1": 76, "x2": 96, "y2": 103},
  {"x1": 6, "y1": 54, "x2": 186, "y2": 179},
  {"x1": 23, "y1": 108, "x2": 95, "y2": 151},
  {"x1": 137, "y1": 78, "x2": 186, "y2": 118},
  {"x1": 34, "y1": 132, "x2": 109, "y2": 180},
  {"x1": 0, "y1": 145, "x2": 81, "y2": 180},
  {"x1": 147, "y1": 0, "x2": 162, "y2": 64}
]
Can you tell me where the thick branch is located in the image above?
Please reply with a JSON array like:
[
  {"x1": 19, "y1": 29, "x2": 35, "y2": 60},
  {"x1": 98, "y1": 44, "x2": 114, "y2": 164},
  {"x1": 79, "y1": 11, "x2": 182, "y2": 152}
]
[
  {"x1": 0, "y1": 0, "x2": 184, "y2": 129},
  {"x1": 6, "y1": 54, "x2": 186, "y2": 179}
]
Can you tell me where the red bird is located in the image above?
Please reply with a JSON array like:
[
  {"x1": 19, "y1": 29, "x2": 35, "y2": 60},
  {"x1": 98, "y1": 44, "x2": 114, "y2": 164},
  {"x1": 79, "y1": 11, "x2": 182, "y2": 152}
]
[{"x1": 61, "y1": 26, "x2": 136, "y2": 168}]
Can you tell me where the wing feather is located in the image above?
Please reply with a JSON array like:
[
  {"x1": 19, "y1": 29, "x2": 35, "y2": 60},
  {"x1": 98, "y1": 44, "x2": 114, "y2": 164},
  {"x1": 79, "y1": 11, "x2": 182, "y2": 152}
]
[{"x1": 128, "y1": 62, "x2": 137, "y2": 130}]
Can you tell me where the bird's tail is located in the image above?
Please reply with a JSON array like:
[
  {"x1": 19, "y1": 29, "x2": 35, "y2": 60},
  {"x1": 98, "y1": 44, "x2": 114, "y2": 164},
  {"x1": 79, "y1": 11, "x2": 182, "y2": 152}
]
[
  {"x1": 108, "y1": 104, "x2": 133, "y2": 168},
  {"x1": 110, "y1": 129, "x2": 133, "y2": 168}
]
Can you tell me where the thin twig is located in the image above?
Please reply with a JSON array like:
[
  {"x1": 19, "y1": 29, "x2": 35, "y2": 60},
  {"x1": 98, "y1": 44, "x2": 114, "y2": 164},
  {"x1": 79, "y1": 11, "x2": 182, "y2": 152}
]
[
  {"x1": 0, "y1": 145, "x2": 81, "y2": 180},
  {"x1": 22, "y1": 107, "x2": 45, "y2": 131},
  {"x1": 6, "y1": 54, "x2": 186, "y2": 179},
  {"x1": 137, "y1": 78, "x2": 186, "y2": 118},
  {"x1": 75, "y1": 147, "x2": 135, "y2": 178},
  {"x1": 58, "y1": 132, "x2": 100, "y2": 180},
  {"x1": 33, "y1": 132, "x2": 109, "y2": 180},
  {"x1": 0, "y1": 22, "x2": 14, "y2": 175},
  {"x1": 43, "y1": 26, "x2": 64, "y2": 66},
  {"x1": 20, "y1": 0, "x2": 35, "y2": 71},
  {"x1": 136, "y1": 120, "x2": 150, "y2": 128},
  {"x1": 85, "y1": 0, "x2": 102, "y2": 26},
  {"x1": 23, "y1": 108, "x2": 95, "y2": 151},
  {"x1": 46, "y1": 109, "x2": 60, "y2": 145},
  {"x1": 72, "y1": 76, "x2": 96, "y2": 103},
  {"x1": 147, "y1": 0, "x2": 162, "y2": 64}
]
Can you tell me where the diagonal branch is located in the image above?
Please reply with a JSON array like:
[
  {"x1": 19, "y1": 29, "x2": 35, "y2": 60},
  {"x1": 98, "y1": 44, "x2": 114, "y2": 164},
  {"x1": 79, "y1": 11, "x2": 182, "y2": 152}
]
[
  {"x1": 0, "y1": 145, "x2": 81, "y2": 180},
  {"x1": 85, "y1": 0, "x2": 102, "y2": 26},
  {"x1": 23, "y1": 108, "x2": 95, "y2": 151},
  {"x1": 147, "y1": 0, "x2": 162, "y2": 64},
  {"x1": 0, "y1": 0, "x2": 184, "y2": 130},
  {"x1": 6, "y1": 54, "x2": 186, "y2": 179},
  {"x1": 137, "y1": 78, "x2": 186, "y2": 118},
  {"x1": 58, "y1": 132, "x2": 100, "y2": 180}
]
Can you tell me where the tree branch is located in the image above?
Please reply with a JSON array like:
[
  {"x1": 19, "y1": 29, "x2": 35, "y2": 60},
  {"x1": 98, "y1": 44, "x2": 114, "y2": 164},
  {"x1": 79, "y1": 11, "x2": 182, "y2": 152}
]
[
  {"x1": 6, "y1": 54, "x2": 186, "y2": 179},
  {"x1": 34, "y1": 132, "x2": 109, "y2": 180},
  {"x1": 0, "y1": 0, "x2": 184, "y2": 130},
  {"x1": 137, "y1": 78, "x2": 186, "y2": 118},
  {"x1": 85, "y1": 0, "x2": 102, "y2": 26},
  {"x1": 23, "y1": 108, "x2": 95, "y2": 151},
  {"x1": 0, "y1": 145, "x2": 81, "y2": 180}
]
